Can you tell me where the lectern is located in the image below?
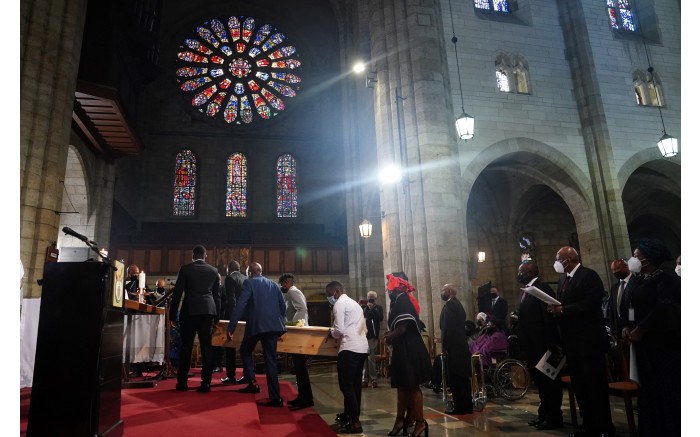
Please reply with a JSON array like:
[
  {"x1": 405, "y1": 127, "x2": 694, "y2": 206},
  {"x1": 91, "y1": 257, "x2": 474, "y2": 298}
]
[{"x1": 27, "y1": 261, "x2": 124, "y2": 437}]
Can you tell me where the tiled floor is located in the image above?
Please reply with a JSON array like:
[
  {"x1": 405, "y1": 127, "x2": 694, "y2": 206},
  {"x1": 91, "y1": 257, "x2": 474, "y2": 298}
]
[{"x1": 280, "y1": 361, "x2": 635, "y2": 436}]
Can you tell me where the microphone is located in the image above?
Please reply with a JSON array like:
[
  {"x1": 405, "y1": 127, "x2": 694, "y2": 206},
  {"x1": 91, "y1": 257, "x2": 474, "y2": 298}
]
[{"x1": 62, "y1": 226, "x2": 90, "y2": 242}]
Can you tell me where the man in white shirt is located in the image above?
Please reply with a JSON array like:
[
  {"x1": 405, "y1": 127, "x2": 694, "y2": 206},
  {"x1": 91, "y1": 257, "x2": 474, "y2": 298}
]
[{"x1": 325, "y1": 281, "x2": 368, "y2": 434}]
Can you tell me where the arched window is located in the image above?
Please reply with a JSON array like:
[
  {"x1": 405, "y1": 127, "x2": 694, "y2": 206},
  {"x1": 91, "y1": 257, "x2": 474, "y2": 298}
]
[
  {"x1": 173, "y1": 149, "x2": 197, "y2": 216},
  {"x1": 607, "y1": 0, "x2": 637, "y2": 31},
  {"x1": 496, "y1": 69, "x2": 510, "y2": 92},
  {"x1": 276, "y1": 153, "x2": 297, "y2": 218},
  {"x1": 632, "y1": 69, "x2": 664, "y2": 107},
  {"x1": 225, "y1": 152, "x2": 247, "y2": 217},
  {"x1": 474, "y1": 0, "x2": 510, "y2": 13},
  {"x1": 512, "y1": 59, "x2": 530, "y2": 94}
]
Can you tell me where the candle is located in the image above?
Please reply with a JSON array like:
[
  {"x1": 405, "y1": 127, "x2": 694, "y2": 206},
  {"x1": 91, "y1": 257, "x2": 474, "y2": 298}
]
[{"x1": 139, "y1": 271, "x2": 146, "y2": 290}]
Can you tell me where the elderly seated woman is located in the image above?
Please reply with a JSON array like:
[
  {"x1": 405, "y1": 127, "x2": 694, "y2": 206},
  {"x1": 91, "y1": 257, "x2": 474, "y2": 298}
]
[{"x1": 469, "y1": 318, "x2": 509, "y2": 367}]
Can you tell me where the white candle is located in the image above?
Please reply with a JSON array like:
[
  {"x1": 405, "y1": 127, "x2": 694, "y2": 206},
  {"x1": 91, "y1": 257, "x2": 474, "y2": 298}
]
[{"x1": 139, "y1": 271, "x2": 146, "y2": 290}]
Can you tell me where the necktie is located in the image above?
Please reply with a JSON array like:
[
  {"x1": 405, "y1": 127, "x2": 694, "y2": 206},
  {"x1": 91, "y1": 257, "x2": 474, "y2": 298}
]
[
  {"x1": 559, "y1": 275, "x2": 570, "y2": 298},
  {"x1": 492, "y1": 297, "x2": 497, "y2": 309},
  {"x1": 616, "y1": 280, "x2": 626, "y2": 315}
]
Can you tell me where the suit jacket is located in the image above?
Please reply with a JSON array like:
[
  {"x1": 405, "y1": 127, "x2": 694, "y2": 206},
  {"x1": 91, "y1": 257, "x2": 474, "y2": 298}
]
[
  {"x1": 440, "y1": 297, "x2": 471, "y2": 377},
  {"x1": 489, "y1": 296, "x2": 509, "y2": 325},
  {"x1": 363, "y1": 303, "x2": 384, "y2": 339},
  {"x1": 223, "y1": 270, "x2": 246, "y2": 319},
  {"x1": 607, "y1": 273, "x2": 640, "y2": 338},
  {"x1": 284, "y1": 285, "x2": 308, "y2": 325},
  {"x1": 518, "y1": 278, "x2": 559, "y2": 358},
  {"x1": 169, "y1": 259, "x2": 221, "y2": 321},
  {"x1": 228, "y1": 275, "x2": 286, "y2": 337},
  {"x1": 556, "y1": 265, "x2": 609, "y2": 358}
]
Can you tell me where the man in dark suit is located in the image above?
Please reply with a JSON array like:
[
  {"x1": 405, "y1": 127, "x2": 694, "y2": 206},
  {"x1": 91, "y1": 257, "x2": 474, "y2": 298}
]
[
  {"x1": 517, "y1": 262, "x2": 563, "y2": 430},
  {"x1": 169, "y1": 245, "x2": 221, "y2": 393},
  {"x1": 439, "y1": 283, "x2": 473, "y2": 415},
  {"x1": 488, "y1": 286, "x2": 508, "y2": 328},
  {"x1": 220, "y1": 260, "x2": 247, "y2": 385},
  {"x1": 608, "y1": 259, "x2": 639, "y2": 339},
  {"x1": 227, "y1": 262, "x2": 287, "y2": 407},
  {"x1": 550, "y1": 246, "x2": 614, "y2": 437}
]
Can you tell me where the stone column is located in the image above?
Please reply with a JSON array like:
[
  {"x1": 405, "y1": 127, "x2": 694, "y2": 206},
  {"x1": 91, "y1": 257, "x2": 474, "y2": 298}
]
[
  {"x1": 20, "y1": 0, "x2": 88, "y2": 297},
  {"x1": 368, "y1": 0, "x2": 469, "y2": 337}
]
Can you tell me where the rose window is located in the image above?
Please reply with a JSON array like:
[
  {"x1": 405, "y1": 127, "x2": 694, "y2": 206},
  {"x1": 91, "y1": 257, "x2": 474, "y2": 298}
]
[{"x1": 175, "y1": 16, "x2": 302, "y2": 125}]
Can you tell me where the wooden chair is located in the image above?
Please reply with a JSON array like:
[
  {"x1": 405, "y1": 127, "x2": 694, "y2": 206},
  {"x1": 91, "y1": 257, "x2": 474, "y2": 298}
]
[
  {"x1": 607, "y1": 340, "x2": 638, "y2": 437},
  {"x1": 375, "y1": 337, "x2": 389, "y2": 377},
  {"x1": 561, "y1": 341, "x2": 638, "y2": 436}
]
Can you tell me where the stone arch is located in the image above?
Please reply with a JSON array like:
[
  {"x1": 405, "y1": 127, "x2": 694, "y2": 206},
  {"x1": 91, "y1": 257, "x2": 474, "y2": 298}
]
[
  {"x1": 57, "y1": 145, "x2": 95, "y2": 260},
  {"x1": 462, "y1": 138, "x2": 603, "y2": 300}
]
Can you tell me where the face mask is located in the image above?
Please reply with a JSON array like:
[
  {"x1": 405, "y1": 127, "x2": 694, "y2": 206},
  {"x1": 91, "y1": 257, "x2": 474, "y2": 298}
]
[
  {"x1": 389, "y1": 292, "x2": 398, "y2": 303},
  {"x1": 553, "y1": 261, "x2": 566, "y2": 274},
  {"x1": 156, "y1": 287, "x2": 165, "y2": 293},
  {"x1": 627, "y1": 257, "x2": 642, "y2": 273},
  {"x1": 440, "y1": 292, "x2": 449, "y2": 302},
  {"x1": 517, "y1": 273, "x2": 527, "y2": 285},
  {"x1": 368, "y1": 298, "x2": 375, "y2": 304},
  {"x1": 327, "y1": 295, "x2": 337, "y2": 306},
  {"x1": 675, "y1": 265, "x2": 681, "y2": 277},
  {"x1": 613, "y1": 271, "x2": 627, "y2": 280}
]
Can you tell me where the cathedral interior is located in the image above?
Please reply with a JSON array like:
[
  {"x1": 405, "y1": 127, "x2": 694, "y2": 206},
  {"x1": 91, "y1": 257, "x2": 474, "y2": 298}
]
[{"x1": 20, "y1": 0, "x2": 681, "y2": 369}]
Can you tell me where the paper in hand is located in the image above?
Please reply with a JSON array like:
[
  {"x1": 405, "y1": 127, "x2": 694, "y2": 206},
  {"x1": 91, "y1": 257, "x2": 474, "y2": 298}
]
[{"x1": 521, "y1": 285, "x2": 561, "y2": 305}]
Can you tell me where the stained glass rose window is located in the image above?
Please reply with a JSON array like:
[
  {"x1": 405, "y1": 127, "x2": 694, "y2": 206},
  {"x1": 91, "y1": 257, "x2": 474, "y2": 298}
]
[{"x1": 176, "y1": 16, "x2": 302, "y2": 125}]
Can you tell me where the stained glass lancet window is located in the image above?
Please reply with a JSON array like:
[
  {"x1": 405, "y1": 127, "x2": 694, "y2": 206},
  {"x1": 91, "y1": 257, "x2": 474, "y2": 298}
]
[
  {"x1": 276, "y1": 154, "x2": 297, "y2": 218},
  {"x1": 175, "y1": 16, "x2": 302, "y2": 125},
  {"x1": 474, "y1": 0, "x2": 510, "y2": 12},
  {"x1": 607, "y1": 0, "x2": 637, "y2": 31},
  {"x1": 173, "y1": 149, "x2": 197, "y2": 216},
  {"x1": 226, "y1": 153, "x2": 247, "y2": 217}
]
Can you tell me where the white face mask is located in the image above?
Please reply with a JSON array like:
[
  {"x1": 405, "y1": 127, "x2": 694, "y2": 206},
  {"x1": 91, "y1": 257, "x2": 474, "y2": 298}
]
[
  {"x1": 627, "y1": 257, "x2": 642, "y2": 273},
  {"x1": 675, "y1": 265, "x2": 681, "y2": 277},
  {"x1": 553, "y1": 260, "x2": 566, "y2": 274}
]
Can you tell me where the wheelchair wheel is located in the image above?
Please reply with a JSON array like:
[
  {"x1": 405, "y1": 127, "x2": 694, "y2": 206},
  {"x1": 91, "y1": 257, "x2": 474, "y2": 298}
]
[
  {"x1": 473, "y1": 396, "x2": 485, "y2": 412},
  {"x1": 493, "y1": 359, "x2": 529, "y2": 400}
]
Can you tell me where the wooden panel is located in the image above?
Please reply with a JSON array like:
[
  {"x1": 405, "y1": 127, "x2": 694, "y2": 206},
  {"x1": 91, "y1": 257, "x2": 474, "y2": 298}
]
[
  {"x1": 116, "y1": 249, "x2": 130, "y2": 265},
  {"x1": 330, "y1": 249, "x2": 343, "y2": 273},
  {"x1": 268, "y1": 249, "x2": 282, "y2": 273},
  {"x1": 299, "y1": 247, "x2": 313, "y2": 273},
  {"x1": 131, "y1": 250, "x2": 146, "y2": 269},
  {"x1": 148, "y1": 249, "x2": 161, "y2": 274},
  {"x1": 167, "y1": 248, "x2": 184, "y2": 274},
  {"x1": 316, "y1": 249, "x2": 328, "y2": 273},
  {"x1": 240, "y1": 248, "x2": 250, "y2": 270},
  {"x1": 250, "y1": 248, "x2": 266, "y2": 269},
  {"x1": 283, "y1": 249, "x2": 296, "y2": 273}
]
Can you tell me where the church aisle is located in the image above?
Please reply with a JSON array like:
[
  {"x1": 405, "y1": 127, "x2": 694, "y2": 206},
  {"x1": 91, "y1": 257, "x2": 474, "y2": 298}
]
[{"x1": 291, "y1": 361, "x2": 635, "y2": 436}]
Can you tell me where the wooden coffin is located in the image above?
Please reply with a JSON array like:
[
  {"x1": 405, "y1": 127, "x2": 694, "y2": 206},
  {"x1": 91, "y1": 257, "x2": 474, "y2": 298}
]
[{"x1": 212, "y1": 321, "x2": 339, "y2": 356}]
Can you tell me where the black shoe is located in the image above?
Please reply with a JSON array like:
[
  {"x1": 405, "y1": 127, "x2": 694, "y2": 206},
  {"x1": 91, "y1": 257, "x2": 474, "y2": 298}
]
[
  {"x1": 175, "y1": 383, "x2": 189, "y2": 392},
  {"x1": 569, "y1": 431, "x2": 586, "y2": 437},
  {"x1": 235, "y1": 376, "x2": 254, "y2": 384},
  {"x1": 237, "y1": 383, "x2": 260, "y2": 394},
  {"x1": 212, "y1": 367, "x2": 223, "y2": 373},
  {"x1": 335, "y1": 412, "x2": 350, "y2": 423},
  {"x1": 339, "y1": 423, "x2": 363, "y2": 434},
  {"x1": 220, "y1": 377, "x2": 237, "y2": 384},
  {"x1": 288, "y1": 399, "x2": 314, "y2": 411},
  {"x1": 197, "y1": 384, "x2": 211, "y2": 393},
  {"x1": 528, "y1": 418, "x2": 543, "y2": 427},
  {"x1": 257, "y1": 398, "x2": 283, "y2": 407},
  {"x1": 535, "y1": 421, "x2": 563, "y2": 430}
]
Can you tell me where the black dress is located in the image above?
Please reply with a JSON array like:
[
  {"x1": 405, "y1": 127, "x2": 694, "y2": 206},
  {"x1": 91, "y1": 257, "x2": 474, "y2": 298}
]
[
  {"x1": 629, "y1": 269, "x2": 681, "y2": 437},
  {"x1": 388, "y1": 292, "x2": 432, "y2": 389}
]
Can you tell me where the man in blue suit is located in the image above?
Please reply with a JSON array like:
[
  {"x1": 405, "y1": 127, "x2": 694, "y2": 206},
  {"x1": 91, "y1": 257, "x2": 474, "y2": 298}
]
[{"x1": 227, "y1": 262, "x2": 287, "y2": 407}]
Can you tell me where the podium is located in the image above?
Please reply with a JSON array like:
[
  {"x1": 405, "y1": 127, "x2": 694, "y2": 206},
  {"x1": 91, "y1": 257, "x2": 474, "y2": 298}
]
[{"x1": 27, "y1": 262, "x2": 124, "y2": 437}]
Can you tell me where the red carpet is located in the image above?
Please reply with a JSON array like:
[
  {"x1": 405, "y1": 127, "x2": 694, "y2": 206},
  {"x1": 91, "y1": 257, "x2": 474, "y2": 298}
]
[{"x1": 20, "y1": 370, "x2": 336, "y2": 437}]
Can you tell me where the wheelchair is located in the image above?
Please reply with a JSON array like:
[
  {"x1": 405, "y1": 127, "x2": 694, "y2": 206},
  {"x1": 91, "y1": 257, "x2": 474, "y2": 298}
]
[{"x1": 470, "y1": 346, "x2": 530, "y2": 411}]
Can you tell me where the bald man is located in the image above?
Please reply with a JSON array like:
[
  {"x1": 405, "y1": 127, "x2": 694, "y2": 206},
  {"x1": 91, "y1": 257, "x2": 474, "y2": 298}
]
[
  {"x1": 227, "y1": 262, "x2": 287, "y2": 407},
  {"x1": 551, "y1": 246, "x2": 614, "y2": 437},
  {"x1": 439, "y1": 283, "x2": 473, "y2": 415}
]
